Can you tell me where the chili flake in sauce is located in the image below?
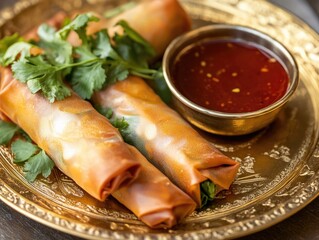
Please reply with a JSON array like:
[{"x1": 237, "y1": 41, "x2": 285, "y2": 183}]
[{"x1": 171, "y1": 39, "x2": 289, "y2": 113}]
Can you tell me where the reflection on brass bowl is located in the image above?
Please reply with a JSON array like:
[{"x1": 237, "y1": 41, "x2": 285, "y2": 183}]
[{"x1": 163, "y1": 24, "x2": 299, "y2": 136}]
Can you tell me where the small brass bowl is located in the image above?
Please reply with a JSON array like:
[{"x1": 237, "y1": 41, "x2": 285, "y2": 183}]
[{"x1": 162, "y1": 24, "x2": 299, "y2": 136}]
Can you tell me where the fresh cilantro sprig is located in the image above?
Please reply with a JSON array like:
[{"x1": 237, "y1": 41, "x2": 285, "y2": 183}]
[
  {"x1": 0, "y1": 33, "x2": 24, "y2": 66},
  {"x1": 11, "y1": 55, "x2": 72, "y2": 102},
  {"x1": 0, "y1": 33, "x2": 21, "y2": 55},
  {"x1": 2, "y1": 42, "x2": 33, "y2": 67},
  {"x1": 0, "y1": 120, "x2": 55, "y2": 182},
  {"x1": 67, "y1": 18, "x2": 159, "y2": 100},
  {"x1": 6, "y1": 14, "x2": 99, "y2": 102},
  {"x1": 0, "y1": 13, "x2": 166, "y2": 102},
  {"x1": 12, "y1": 139, "x2": 54, "y2": 182}
]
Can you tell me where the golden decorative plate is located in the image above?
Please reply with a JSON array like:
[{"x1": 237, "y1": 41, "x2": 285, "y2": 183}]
[{"x1": 1, "y1": 0, "x2": 319, "y2": 239}]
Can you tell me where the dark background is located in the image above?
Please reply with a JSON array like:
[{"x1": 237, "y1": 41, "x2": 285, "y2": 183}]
[{"x1": 0, "y1": 0, "x2": 319, "y2": 239}]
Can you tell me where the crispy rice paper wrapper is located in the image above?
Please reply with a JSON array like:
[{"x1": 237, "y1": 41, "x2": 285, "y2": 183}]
[
  {"x1": 90, "y1": 0, "x2": 239, "y2": 207},
  {"x1": 79, "y1": 0, "x2": 191, "y2": 55},
  {"x1": 1, "y1": 105, "x2": 196, "y2": 229},
  {"x1": 104, "y1": 0, "x2": 191, "y2": 55},
  {"x1": 0, "y1": 67, "x2": 140, "y2": 201},
  {"x1": 113, "y1": 145, "x2": 196, "y2": 229},
  {"x1": 0, "y1": 111, "x2": 10, "y2": 122},
  {"x1": 93, "y1": 76, "x2": 240, "y2": 206},
  {"x1": 1, "y1": 98, "x2": 195, "y2": 228}
]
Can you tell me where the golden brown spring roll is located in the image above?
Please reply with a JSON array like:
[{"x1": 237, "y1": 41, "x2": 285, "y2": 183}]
[
  {"x1": 0, "y1": 7, "x2": 195, "y2": 228},
  {"x1": 0, "y1": 111, "x2": 10, "y2": 122},
  {"x1": 0, "y1": 67, "x2": 140, "y2": 201},
  {"x1": 105, "y1": 0, "x2": 191, "y2": 55},
  {"x1": 91, "y1": 0, "x2": 239, "y2": 207},
  {"x1": 82, "y1": 0, "x2": 191, "y2": 55},
  {"x1": 113, "y1": 145, "x2": 196, "y2": 228},
  {"x1": 1, "y1": 107, "x2": 196, "y2": 228},
  {"x1": 93, "y1": 76, "x2": 239, "y2": 206}
]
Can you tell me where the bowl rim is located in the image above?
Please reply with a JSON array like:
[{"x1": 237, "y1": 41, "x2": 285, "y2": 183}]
[{"x1": 162, "y1": 23, "x2": 299, "y2": 119}]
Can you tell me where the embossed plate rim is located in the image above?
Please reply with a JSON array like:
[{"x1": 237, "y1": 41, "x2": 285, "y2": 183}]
[{"x1": 1, "y1": 0, "x2": 319, "y2": 239}]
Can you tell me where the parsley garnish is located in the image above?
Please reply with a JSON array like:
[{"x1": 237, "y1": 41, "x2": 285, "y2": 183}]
[
  {"x1": 0, "y1": 13, "x2": 164, "y2": 102},
  {"x1": 0, "y1": 120, "x2": 54, "y2": 182}
]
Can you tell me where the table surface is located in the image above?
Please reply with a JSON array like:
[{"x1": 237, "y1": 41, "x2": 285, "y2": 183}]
[{"x1": 0, "y1": 0, "x2": 319, "y2": 239}]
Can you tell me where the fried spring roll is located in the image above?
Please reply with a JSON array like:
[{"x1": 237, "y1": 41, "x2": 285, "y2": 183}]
[
  {"x1": 113, "y1": 145, "x2": 196, "y2": 228},
  {"x1": 0, "y1": 67, "x2": 140, "y2": 201},
  {"x1": 1, "y1": 106, "x2": 196, "y2": 228},
  {"x1": 83, "y1": 0, "x2": 191, "y2": 55},
  {"x1": 93, "y1": 76, "x2": 239, "y2": 206},
  {"x1": 0, "y1": 111, "x2": 10, "y2": 122},
  {"x1": 90, "y1": 0, "x2": 239, "y2": 206},
  {"x1": 107, "y1": 0, "x2": 191, "y2": 55}
]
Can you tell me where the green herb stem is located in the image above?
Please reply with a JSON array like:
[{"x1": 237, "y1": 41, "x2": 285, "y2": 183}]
[
  {"x1": 57, "y1": 58, "x2": 102, "y2": 71},
  {"x1": 129, "y1": 70, "x2": 154, "y2": 80}
]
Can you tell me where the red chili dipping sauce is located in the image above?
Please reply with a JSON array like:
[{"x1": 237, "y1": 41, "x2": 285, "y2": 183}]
[{"x1": 171, "y1": 39, "x2": 289, "y2": 113}]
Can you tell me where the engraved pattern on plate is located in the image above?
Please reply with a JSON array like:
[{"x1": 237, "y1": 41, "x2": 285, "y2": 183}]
[{"x1": 0, "y1": 0, "x2": 319, "y2": 239}]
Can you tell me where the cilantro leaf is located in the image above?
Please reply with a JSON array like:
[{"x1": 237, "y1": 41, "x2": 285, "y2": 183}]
[
  {"x1": 0, "y1": 33, "x2": 23, "y2": 65},
  {"x1": 23, "y1": 150, "x2": 54, "y2": 182},
  {"x1": 0, "y1": 117, "x2": 54, "y2": 183},
  {"x1": 74, "y1": 45, "x2": 97, "y2": 61},
  {"x1": 11, "y1": 139, "x2": 39, "y2": 163},
  {"x1": 36, "y1": 72, "x2": 71, "y2": 102},
  {"x1": 38, "y1": 23, "x2": 57, "y2": 42},
  {"x1": 57, "y1": 13, "x2": 99, "y2": 44},
  {"x1": 0, "y1": 33, "x2": 22, "y2": 54},
  {"x1": 90, "y1": 30, "x2": 130, "y2": 87},
  {"x1": 70, "y1": 46, "x2": 105, "y2": 99},
  {"x1": 12, "y1": 55, "x2": 71, "y2": 102},
  {"x1": 2, "y1": 42, "x2": 33, "y2": 66},
  {"x1": 116, "y1": 20, "x2": 155, "y2": 56},
  {"x1": 92, "y1": 30, "x2": 119, "y2": 59},
  {"x1": 0, "y1": 120, "x2": 20, "y2": 145},
  {"x1": 37, "y1": 24, "x2": 73, "y2": 67},
  {"x1": 70, "y1": 61, "x2": 105, "y2": 99},
  {"x1": 114, "y1": 20, "x2": 155, "y2": 68},
  {"x1": 12, "y1": 55, "x2": 58, "y2": 83},
  {"x1": 104, "y1": 62, "x2": 129, "y2": 86}
]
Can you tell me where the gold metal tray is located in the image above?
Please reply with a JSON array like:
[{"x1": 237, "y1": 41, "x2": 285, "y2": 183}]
[{"x1": 1, "y1": 0, "x2": 319, "y2": 239}]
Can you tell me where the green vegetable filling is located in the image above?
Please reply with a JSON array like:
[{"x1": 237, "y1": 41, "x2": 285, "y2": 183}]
[
  {"x1": 96, "y1": 106, "x2": 130, "y2": 142},
  {"x1": 200, "y1": 180, "x2": 216, "y2": 208}
]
